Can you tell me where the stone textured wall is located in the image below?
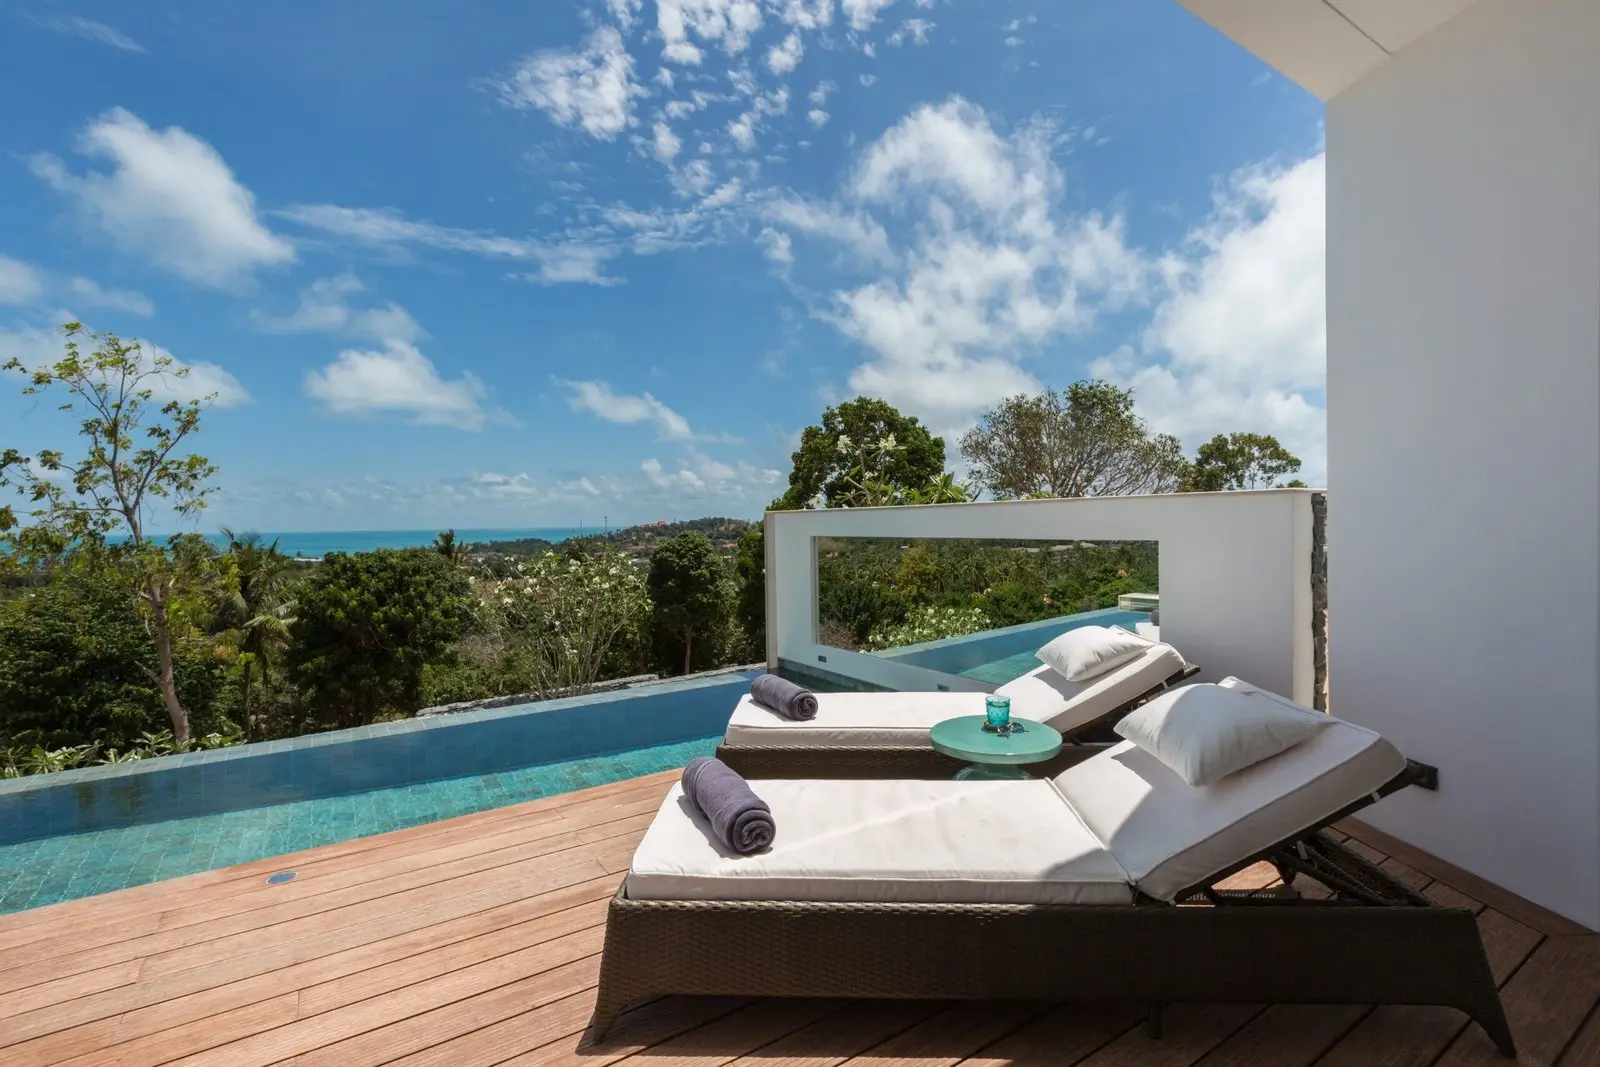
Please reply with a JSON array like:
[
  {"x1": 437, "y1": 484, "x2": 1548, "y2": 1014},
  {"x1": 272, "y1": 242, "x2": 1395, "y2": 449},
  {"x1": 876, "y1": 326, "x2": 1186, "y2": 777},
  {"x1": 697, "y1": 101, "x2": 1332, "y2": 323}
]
[{"x1": 1311, "y1": 492, "x2": 1329, "y2": 711}]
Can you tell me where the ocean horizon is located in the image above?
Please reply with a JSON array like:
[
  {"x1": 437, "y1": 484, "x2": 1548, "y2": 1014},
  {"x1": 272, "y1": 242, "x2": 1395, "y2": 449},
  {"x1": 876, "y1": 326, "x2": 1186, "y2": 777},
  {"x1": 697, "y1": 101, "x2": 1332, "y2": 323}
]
[{"x1": 139, "y1": 527, "x2": 596, "y2": 558}]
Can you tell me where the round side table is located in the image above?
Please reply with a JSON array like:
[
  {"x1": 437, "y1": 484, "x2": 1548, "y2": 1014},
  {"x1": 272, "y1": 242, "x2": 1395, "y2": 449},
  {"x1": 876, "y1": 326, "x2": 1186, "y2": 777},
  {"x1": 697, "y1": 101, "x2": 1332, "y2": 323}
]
[{"x1": 929, "y1": 715, "x2": 1064, "y2": 780}]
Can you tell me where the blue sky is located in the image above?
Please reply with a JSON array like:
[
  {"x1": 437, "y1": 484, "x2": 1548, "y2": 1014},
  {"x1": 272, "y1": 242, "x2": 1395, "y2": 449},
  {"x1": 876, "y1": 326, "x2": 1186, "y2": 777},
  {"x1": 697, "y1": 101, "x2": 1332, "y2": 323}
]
[{"x1": 0, "y1": 0, "x2": 1326, "y2": 531}]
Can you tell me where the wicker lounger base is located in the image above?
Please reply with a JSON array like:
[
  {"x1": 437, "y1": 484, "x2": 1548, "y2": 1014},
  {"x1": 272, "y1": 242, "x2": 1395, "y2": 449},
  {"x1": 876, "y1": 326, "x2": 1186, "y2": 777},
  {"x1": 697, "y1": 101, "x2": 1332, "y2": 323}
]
[
  {"x1": 591, "y1": 886, "x2": 1513, "y2": 1058},
  {"x1": 716, "y1": 663, "x2": 1201, "y2": 780}
]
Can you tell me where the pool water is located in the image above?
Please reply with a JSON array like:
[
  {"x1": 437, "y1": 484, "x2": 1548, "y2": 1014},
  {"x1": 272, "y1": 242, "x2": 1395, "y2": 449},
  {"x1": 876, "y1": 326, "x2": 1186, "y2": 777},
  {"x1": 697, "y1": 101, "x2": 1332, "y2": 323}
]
[
  {"x1": 0, "y1": 734, "x2": 718, "y2": 914},
  {"x1": 958, "y1": 650, "x2": 1047, "y2": 686}
]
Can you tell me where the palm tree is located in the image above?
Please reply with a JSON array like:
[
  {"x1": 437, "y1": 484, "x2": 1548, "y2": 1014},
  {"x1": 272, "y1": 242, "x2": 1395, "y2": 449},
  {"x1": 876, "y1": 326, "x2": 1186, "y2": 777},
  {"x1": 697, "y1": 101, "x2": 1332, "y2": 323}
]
[
  {"x1": 215, "y1": 529, "x2": 297, "y2": 742},
  {"x1": 433, "y1": 529, "x2": 460, "y2": 562}
]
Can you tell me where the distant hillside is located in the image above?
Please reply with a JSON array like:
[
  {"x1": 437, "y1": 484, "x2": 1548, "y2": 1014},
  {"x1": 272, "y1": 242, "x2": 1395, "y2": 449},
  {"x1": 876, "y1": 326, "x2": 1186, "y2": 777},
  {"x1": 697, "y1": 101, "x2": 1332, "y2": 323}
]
[{"x1": 469, "y1": 517, "x2": 756, "y2": 558}]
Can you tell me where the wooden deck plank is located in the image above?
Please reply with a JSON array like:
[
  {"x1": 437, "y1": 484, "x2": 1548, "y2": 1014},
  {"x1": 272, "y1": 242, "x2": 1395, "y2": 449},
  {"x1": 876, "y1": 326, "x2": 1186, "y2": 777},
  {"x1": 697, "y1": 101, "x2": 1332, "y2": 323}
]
[
  {"x1": 2, "y1": 771, "x2": 1597, "y2": 1067},
  {"x1": 0, "y1": 873, "x2": 620, "y2": 1060},
  {"x1": 0, "y1": 771, "x2": 677, "y2": 950},
  {"x1": 1191, "y1": 1004, "x2": 1369, "y2": 1067}
]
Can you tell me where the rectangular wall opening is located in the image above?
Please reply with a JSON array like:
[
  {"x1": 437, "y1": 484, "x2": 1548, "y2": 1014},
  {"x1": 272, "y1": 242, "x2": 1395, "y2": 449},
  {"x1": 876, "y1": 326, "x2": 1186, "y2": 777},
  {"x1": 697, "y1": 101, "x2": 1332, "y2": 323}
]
[{"x1": 815, "y1": 536, "x2": 1159, "y2": 687}]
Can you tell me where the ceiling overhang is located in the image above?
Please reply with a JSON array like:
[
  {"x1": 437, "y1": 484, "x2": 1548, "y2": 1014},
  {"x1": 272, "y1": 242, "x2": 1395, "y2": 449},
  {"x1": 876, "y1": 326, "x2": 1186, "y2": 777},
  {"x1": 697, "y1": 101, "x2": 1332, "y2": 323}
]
[{"x1": 1175, "y1": 0, "x2": 1481, "y2": 99}]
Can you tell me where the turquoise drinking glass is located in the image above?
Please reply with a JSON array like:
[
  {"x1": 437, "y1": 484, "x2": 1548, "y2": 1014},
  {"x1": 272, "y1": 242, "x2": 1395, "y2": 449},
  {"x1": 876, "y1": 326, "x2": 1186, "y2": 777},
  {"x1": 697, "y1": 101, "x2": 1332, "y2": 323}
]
[{"x1": 984, "y1": 695, "x2": 1011, "y2": 729}]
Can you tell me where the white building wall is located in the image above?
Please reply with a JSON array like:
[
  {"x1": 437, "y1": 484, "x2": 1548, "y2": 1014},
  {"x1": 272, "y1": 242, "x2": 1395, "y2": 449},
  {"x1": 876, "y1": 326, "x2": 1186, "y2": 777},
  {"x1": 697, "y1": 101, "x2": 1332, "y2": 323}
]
[
  {"x1": 768, "y1": 491, "x2": 1316, "y2": 703},
  {"x1": 1327, "y1": 0, "x2": 1600, "y2": 928}
]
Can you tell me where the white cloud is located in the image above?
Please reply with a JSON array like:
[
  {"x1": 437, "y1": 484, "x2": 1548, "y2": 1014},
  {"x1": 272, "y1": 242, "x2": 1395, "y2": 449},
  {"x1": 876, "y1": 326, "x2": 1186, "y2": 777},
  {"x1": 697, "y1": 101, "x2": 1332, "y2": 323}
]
[
  {"x1": 492, "y1": 27, "x2": 643, "y2": 140},
  {"x1": 788, "y1": 97, "x2": 1148, "y2": 432},
  {"x1": 606, "y1": 0, "x2": 643, "y2": 31},
  {"x1": 0, "y1": 325, "x2": 248, "y2": 408},
  {"x1": 1095, "y1": 154, "x2": 1329, "y2": 480},
  {"x1": 842, "y1": 0, "x2": 897, "y2": 32},
  {"x1": 69, "y1": 277, "x2": 154, "y2": 316},
  {"x1": 657, "y1": 0, "x2": 765, "y2": 65},
  {"x1": 31, "y1": 108, "x2": 294, "y2": 288},
  {"x1": 758, "y1": 227, "x2": 793, "y2": 264},
  {"x1": 0, "y1": 255, "x2": 45, "y2": 305},
  {"x1": 276, "y1": 203, "x2": 624, "y2": 285},
  {"x1": 304, "y1": 341, "x2": 491, "y2": 430},
  {"x1": 640, "y1": 451, "x2": 780, "y2": 498},
  {"x1": 562, "y1": 379, "x2": 694, "y2": 439},
  {"x1": 1004, "y1": 36, "x2": 1023, "y2": 48},
  {"x1": 652, "y1": 121, "x2": 683, "y2": 161},
  {"x1": 888, "y1": 18, "x2": 934, "y2": 46},
  {"x1": 30, "y1": 15, "x2": 145, "y2": 53},
  {"x1": 776, "y1": 0, "x2": 834, "y2": 31},
  {"x1": 809, "y1": 80, "x2": 835, "y2": 106},
  {"x1": 807, "y1": 109, "x2": 830, "y2": 127},
  {"x1": 253, "y1": 275, "x2": 423, "y2": 344},
  {"x1": 519, "y1": 243, "x2": 625, "y2": 286},
  {"x1": 728, "y1": 112, "x2": 758, "y2": 151},
  {"x1": 859, "y1": 73, "x2": 878, "y2": 87},
  {"x1": 766, "y1": 31, "x2": 804, "y2": 75}
]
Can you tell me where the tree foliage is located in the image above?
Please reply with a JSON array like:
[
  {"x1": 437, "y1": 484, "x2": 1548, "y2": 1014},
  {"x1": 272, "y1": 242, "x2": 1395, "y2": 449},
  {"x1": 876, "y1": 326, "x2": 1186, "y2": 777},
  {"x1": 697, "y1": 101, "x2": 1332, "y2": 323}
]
[
  {"x1": 776, "y1": 397, "x2": 947, "y2": 509},
  {"x1": 647, "y1": 532, "x2": 732, "y2": 674},
  {"x1": 1181, "y1": 433, "x2": 1304, "y2": 492},
  {"x1": 733, "y1": 527, "x2": 766, "y2": 662},
  {"x1": 0, "y1": 560, "x2": 225, "y2": 752},
  {"x1": 211, "y1": 531, "x2": 297, "y2": 741},
  {"x1": 959, "y1": 382, "x2": 1188, "y2": 499},
  {"x1": 287, "y1": 549, "x2": 473, "y2": 729},
  {"x1": 0, "y1": 324, "x2": 219, "y2": 743}
]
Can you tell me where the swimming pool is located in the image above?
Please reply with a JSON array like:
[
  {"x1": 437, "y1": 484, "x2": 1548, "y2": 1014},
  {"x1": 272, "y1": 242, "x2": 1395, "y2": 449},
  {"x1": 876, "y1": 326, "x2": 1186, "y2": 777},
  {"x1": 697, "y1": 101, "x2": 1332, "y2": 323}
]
[
  {"x1": 875, "y1": 608, "x2": 1151, "y2": 686},
  {"x1": 0, "y1": 735, "x2": 716, "y2": 914},
  {"x1": 0, "y1": 670, "x2": 755, "y2": 913}
]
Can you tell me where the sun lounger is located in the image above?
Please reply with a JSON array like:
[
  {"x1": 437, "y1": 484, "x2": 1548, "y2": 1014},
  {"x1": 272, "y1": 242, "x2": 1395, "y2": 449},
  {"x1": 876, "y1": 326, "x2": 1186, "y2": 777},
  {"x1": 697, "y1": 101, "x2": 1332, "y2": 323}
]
[
  {"x1": 591, "y1": 679, "x2": 1514, "y2": 1057},
  {"x1": 717, "y1": 641, "x2": 1198, "y2": 778}
]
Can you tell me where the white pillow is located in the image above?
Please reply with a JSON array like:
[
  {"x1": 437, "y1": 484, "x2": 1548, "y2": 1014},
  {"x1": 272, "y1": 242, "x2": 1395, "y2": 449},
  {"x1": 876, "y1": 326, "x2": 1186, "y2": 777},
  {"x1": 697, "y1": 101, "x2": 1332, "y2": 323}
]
[
  {"x1": 1113, "y1": 683, "x2": 1327, "y2": 787},
  {"x1": 1035, "y1": 625, "x2": 1152, "y2": 682}
]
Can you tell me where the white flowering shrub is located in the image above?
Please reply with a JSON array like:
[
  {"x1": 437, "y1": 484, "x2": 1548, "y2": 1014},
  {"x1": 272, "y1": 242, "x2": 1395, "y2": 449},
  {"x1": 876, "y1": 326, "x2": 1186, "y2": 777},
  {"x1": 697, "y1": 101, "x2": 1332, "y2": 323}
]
[
  {"x1": 865, "y1": 604, "x2": 990, "y2": 651},
  {"x1": 474, "y1": 550, "x2": 650, "y2": 694}
]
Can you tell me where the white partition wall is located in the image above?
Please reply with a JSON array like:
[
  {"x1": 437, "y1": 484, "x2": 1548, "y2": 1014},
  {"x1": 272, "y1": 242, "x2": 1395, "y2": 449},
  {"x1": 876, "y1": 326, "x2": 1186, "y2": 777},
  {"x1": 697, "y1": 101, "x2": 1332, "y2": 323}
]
[
  {"x1": 1178, "y1": 0, "x2": 1600, "y2": 929},
  {"x1": 766, "y1": 490, "x2": 1318, "y2": 703},
  {"x1": 1324, "y1": 0, "x2": 1600, "y2": 930}
]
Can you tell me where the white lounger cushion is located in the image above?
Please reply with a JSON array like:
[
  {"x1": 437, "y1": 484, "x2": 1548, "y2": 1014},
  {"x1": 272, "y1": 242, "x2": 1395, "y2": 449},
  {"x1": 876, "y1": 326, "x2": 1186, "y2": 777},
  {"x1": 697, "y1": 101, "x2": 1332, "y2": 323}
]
[
  {"x1": 1052, "y1": 678, "x2": 1406, "y2": 902},
  {"x1": 1035, "y1": 624, "x2": 1153, "y2": 681},
  {"x1": 628, "y1": 778, "x2": 1134, "y2": 906},
  {"x1": 721, "y1": 641, "x2": 1188, "y2": 749}
]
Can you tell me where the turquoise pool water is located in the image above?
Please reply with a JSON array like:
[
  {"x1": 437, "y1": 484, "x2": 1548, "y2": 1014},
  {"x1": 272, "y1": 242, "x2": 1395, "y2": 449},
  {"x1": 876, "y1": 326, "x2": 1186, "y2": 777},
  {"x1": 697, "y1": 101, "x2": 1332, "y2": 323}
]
[
  {"x1": 959, "y1": 650, "x2": 1049, "y2": 686},
  {"x1": 0, "y1": 735, "x2": 717, "y2": 914}
]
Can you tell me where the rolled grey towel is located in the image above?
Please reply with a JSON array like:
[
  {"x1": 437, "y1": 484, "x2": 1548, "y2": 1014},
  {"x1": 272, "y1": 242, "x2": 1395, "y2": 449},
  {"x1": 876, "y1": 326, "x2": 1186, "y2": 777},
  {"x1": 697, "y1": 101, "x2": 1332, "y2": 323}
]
[
  {"x1": 681, "y1": 757, "x2": 774, "y2": 855},
  {"x1": 750, "y1": 674, "x2": 818, "y2": 721},
  {"x1": 1149, "y1": 609, "x2": 1160, "y2": 626}
]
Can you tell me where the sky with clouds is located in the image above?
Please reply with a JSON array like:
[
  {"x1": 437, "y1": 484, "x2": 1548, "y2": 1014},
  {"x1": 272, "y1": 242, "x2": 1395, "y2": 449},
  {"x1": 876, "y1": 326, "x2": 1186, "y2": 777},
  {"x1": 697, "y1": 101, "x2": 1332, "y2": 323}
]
[{"x1": 0, "y1": 0, "x2": 1326, "y2": 532}]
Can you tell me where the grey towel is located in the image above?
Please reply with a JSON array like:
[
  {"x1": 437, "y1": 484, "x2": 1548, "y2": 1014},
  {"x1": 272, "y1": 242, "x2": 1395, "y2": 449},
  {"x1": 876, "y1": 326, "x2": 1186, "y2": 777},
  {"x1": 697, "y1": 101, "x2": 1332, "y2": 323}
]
[
  {"x1": 681, "y1": 757, "x2": 775, "y2": 855},
  {"x1": 750, "y1": 674, "x2": 818, "y2": 721}
]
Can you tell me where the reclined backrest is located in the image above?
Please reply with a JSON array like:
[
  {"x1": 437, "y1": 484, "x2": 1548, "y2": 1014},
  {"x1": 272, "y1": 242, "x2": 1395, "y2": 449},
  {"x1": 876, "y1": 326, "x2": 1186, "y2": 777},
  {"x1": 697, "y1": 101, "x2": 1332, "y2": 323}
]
[
  {"x1": 996, "y1": 641, "x2": 1189, "y2": 733},
  {"x1": 1050, "y1": 678, "x2": 1406, "y2": 901}
]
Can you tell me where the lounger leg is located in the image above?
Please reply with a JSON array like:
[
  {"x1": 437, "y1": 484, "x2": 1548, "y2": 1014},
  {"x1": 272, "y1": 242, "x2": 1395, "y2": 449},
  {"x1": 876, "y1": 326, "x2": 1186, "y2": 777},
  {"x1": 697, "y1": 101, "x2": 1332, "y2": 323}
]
[
  {"x1": 1145, "y1": 1002, "x2": 1163, "y2": 1039},
  {"x1": 1471, "y1": 996, "x2": 1518, "y2": 1059}
]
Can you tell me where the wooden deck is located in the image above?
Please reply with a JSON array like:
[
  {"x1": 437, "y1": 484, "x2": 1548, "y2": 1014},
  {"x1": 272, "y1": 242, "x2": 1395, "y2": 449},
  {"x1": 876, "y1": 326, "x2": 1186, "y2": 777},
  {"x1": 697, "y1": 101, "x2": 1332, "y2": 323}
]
[{"x1": 1, "y1": 769, "x2": 1596, "y2": 1067}]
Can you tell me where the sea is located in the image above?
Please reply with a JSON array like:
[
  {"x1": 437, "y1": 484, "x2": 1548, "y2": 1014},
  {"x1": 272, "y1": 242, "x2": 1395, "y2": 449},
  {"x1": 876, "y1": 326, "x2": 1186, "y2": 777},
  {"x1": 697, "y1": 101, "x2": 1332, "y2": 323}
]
[{"x1": 145, "y1": 527, "x2": 594, "y2": 559}]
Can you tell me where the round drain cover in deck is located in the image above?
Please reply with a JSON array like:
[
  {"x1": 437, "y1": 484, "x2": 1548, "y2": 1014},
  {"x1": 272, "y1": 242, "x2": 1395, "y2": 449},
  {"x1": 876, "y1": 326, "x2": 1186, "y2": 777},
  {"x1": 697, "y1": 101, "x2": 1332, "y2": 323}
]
[{"x1": 266, "y1": 871, "x2": 297, "y2": 885}]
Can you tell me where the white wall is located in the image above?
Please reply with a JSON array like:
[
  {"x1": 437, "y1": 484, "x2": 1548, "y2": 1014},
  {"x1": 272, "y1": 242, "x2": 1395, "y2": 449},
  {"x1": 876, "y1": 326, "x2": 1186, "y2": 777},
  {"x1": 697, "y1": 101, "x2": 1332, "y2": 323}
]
[
  {"x1": 1327, "y1": 0, "x2": 1600, "y2": 929},
  {"x1": 768, "y1": 491, "x2": 1317, "y2": 702}
]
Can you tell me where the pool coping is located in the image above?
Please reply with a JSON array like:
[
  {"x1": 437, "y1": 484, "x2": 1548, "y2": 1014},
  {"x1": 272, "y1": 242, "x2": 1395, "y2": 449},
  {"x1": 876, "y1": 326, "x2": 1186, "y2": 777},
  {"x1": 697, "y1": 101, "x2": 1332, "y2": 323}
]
[{"x1": 0, "y1": 668, "x2": 758, "y2": 799}]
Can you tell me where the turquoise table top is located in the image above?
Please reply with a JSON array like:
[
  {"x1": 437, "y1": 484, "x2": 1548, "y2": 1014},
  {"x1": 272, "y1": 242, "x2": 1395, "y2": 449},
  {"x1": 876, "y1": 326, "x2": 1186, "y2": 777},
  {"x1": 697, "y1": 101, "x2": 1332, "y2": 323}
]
[{"x1": 929, "y1": 715, "x2": 1063, "y2": 767}]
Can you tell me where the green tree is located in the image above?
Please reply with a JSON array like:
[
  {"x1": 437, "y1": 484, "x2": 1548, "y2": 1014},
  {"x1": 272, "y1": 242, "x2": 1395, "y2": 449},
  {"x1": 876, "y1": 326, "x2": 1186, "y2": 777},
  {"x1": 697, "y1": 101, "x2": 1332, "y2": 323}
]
[
  {"x1": 0, "y1": 559, "x2": 224, "y2": 751},
  {"x1": 287, "y1": 549, "x2": 473, "y2": 729},
  {"x1": 733, "y1": 527, "x2": 766, "y2": 661},
  {"x1": 892, "y1": 544, "x2": 940, "y2": 604},
  {"x1": 776, "y1": 397, "x2": 946, "y2": 509},
  {"x1": 212, "y1": 530, "x2": 297, "y2": 742},
  {"x1": 959, "y1": 382, "x2": 1188, "y2": 499},
  {"x1": 648, "y1": 532, "x2": 731, "y2": 675},
  {"x1": 432, "y1": 529, "x2": 461, "y2": 561},
  {"x1": 0, "y1": 325, "x2": 219, "y2": 744},
  {"x1": 1182, "y1": 433, "x2": 1304, "y2": 492}
]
